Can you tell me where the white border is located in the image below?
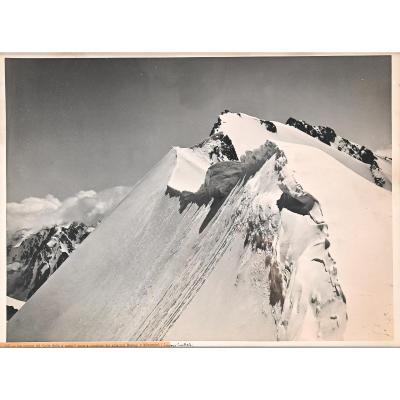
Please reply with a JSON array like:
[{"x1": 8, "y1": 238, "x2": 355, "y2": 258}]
[{"x1": 0, "y1": 53, "x2": 398, "y2": 347}]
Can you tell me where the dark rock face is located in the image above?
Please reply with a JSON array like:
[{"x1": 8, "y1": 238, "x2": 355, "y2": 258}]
[
  {"x1": 198, "y1": 116, "x2": 241, "y2": 162},
  {"x1": 210, "y1": 117, "x2": 222, "y2": 136},
  {"x1": 370, "y1": 162, "x2": 385, "y2": 187},
  {"x1": 7, "y1": 305, "x2": 18, "y2": 321},
  {"x1": 208, "y1": 133, "x2": 239, "y2": 161},
  {"x1": 205, "y1": 161, "x2": 244, "y2": 198},
  {"x1": 286, "y1": 117, "x2": 337, "y2": 145},
  {"x1": 276, "y1": 192, "x2": 316, "y2": 216},
  {"x1": 260, "y1": 120, "x2": 277, "y2": 133},
  {"x1": 7, "y1": 222, "x2": 94, "y2": 301},
  {"x1": 269, "y1": 261, "x2": 284, "y2": 308},
  {"x1": 209, "y1": 110, "x2": 231, "y2": 135}
]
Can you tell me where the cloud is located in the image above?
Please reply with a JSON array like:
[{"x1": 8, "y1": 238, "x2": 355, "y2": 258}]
[{"x1": 7, "y1": 186, "x2": 131, "y2": 234}]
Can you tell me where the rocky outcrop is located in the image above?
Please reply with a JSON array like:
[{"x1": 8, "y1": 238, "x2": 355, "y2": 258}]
[
  {"x1": 260, "y1": 119, "x2": 277, "y2": 133},
  {"x1": 7, "y1": 306, "x2": 18, "y2": 321},
  {"x1": 196, "y1": 132, "x2": 238, "y2": 162},
  {"x1": 286, "y1": 117, "x2": 336, "y2": 145}
]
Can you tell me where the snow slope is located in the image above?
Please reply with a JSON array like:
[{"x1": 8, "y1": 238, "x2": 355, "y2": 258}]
[
  {"x1": 194, "y1": 112, "x2": 392, "y2": 340},
  {"x1": 168, "y1": 147, "x2": 210, "y2": 192},
  {"x1": 7, "y1": 112, "x2": 392, "y2": 342},
  {"x1": 278, "y1": 144, "x2": 392, "y2": 340}
]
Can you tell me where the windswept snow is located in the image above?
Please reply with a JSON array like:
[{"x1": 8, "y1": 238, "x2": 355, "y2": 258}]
[
  {"x1": 280, "y1": 143, "x2": 392, "y2": 340},
  {"x1": 168, "y1": 147, "x2": 210, "y2": 192}
]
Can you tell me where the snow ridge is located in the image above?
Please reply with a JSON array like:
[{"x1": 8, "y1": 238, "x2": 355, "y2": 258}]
[
  {"x1": 146, "y1": 140, "x2": 347, "y2": 340},
  {"x1": 286, "y1": 117, "x2": 386, "y2": 187}
]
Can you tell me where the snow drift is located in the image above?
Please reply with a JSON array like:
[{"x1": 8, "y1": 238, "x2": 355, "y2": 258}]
[{"x1": 7, "y1": 112, "x2": 392, "y2": 342}]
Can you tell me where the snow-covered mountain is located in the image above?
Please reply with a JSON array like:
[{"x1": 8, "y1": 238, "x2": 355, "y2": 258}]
[
  {"x1": 7, "y1": 112, "x2": 392, "y2": 342},
  {"x1": 7, "y1": 222, "x2": 94, "y2": 303}
]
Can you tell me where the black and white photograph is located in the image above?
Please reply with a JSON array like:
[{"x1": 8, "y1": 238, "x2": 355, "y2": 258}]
[{"x1": 1, "y1": 54, "x2": 397, "y2": 345}]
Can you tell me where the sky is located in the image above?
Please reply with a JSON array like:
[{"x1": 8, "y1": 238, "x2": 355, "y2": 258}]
[{"x1": 6, "y1": 56, "x2": 392, "y2": 202}]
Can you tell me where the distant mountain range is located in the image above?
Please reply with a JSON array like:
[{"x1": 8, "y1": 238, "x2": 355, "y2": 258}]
[{"x1": 7, "y1": 222, "x2": 94, "y2": 306}]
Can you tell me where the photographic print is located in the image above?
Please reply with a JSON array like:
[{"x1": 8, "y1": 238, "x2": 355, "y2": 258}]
[{"x1": 0, "y1": 54, "x2": 397, "y2": 345}]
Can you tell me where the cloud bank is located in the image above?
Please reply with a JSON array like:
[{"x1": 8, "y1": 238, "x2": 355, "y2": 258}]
[{"x1": 7, "y1": 186, "x2": 131, "y2": 234}]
